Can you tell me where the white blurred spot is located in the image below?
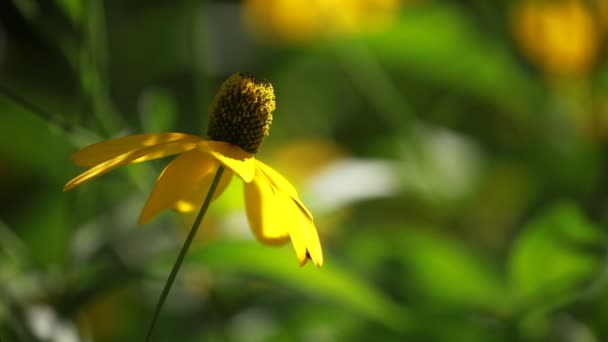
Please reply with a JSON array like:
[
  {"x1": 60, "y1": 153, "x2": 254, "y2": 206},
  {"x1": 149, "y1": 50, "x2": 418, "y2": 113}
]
[
  {"x1": 28, "y1": 305, "x2": 55, "y2": 339},
  {"x1": 400, "y1": 127, "x2": 483, "y2": 203},
  {"x1": 229, "y1": 308, "x2": 278, "y2": 342},
  {"x1": 27, "y1": 305, "x2": 80, "y2": 342},
  {"x1": 308, "y1": 158, "x2": 403, "y2": 212}
]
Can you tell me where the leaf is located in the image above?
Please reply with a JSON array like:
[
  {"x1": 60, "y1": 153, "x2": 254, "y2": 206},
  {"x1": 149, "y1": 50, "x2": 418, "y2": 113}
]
[
  {"x1": 18, "y1": 193, "x2": 73, "y2": 267},
  {"x1": 186, "y1": 240, "x2": 408, "y2": 330},
  {"x1": 0, "y1": 96, "x2": 78, "y2": 183},
  {"x1": 139, "y1": 88, "x2": 177, "y2": 133},
  {"x1": 0, "y1": 98, "x2": 80, "y2": 267},
  {"x1": 508, "y1": 201, "x2": 604, "y2": 309},
  {"x1": 55, "y1": 0, "x2": 83, "y2": 25},
  {"x1": 396, "y1": 230, "x2": 506, "y2": 311},
  {"x1": 362, "y1": 5, "x2": 539, "y2": 117}
]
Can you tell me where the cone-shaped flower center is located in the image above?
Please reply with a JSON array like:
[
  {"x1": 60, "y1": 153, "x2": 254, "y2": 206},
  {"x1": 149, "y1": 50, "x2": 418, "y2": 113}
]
[{"x1": 207, "y1": 73, "x2": 276, "y2": 153}]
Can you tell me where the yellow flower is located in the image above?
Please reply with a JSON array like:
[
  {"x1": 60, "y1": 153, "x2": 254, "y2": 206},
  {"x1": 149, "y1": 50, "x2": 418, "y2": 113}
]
[
  {"x1": 64, "y1": 73, "x2": 323, "y2": 267},
  {"x1": 510, "y1": 0, "x2": 598, "y2": 77},
  {"x1": 242, "y1": 0, "x2": 403, "y2": 43}
]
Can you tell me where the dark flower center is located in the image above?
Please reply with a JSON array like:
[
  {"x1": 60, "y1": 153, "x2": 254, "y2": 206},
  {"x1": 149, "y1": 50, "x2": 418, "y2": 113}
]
[{"x1": 207, "y1": 73, "x2": 276, "y2": 153}]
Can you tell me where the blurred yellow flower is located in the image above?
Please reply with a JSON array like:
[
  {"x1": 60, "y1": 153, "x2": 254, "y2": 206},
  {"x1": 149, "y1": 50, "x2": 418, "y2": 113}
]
[
  {"x1": 598, "y1": 0, "x2": 608, "y2": 33},
  {"x1": 510, "y1": 0, "x2": 599, "y2": 77},
  {"x1": 64, "y1": 73, "x2": 323, "y2": 267},
  {"x1": 242, "y1": 0, "x2": 404, "y2": 43},
  {"x1": 268, "y1": 139, "x2": 346, "y2": 184}
]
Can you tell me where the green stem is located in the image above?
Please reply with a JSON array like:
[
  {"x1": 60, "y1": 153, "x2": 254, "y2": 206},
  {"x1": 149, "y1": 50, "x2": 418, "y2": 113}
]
[{"x1": 144, "y1": 165, "x2": 225, "y2": 341}]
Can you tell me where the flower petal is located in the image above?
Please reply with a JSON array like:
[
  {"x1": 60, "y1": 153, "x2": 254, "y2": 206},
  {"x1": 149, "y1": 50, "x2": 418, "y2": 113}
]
[
  {"x1": 280, "y1": 199, "x2": 309, "y2": 265},
  {"x1": 72, "y1": 133, "x2": 202, "y2": 167},
  {"x1": 279, "y1": 196, "x2": 323, "y2": 267},
  {"x1": 174, "y1": 169, "x2": 234, "y2": 213},
  {"x1": 244, "y1": 167, "x2": 290, "y2": 245},
  {"x1": 255, "y1": 160, "x2": 312, "y2": 219},
  {"x1": 199, "y1": 140, "x2": 255, "y2": 183},
  {"x1": 255, "y1": 160, "x2": 298, "y2": 198},
  {"x1": 244, "y1": 163, "x2": 323, "y2": 266},
  {"x1": 138, "y1": 150, "x2": 218, "y2": 224},
  {"x1": 297, "y1": 209, "x2": 323, "y2": 267},
  {"x1": 63, "y1": 140, "x2": 197, "y2": 191}
]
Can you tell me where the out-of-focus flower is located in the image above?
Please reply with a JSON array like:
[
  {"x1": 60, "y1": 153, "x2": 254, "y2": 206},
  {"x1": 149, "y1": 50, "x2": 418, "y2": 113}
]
[
  {"x1": 242, "y1": 0, "x2": 405, "y2": 43},
  {"x1": 598, "y1": 0, "x2": 608, "y2": 33},
  {"x1": 267, "y1": 139, "x2": 345, "y2": 184},
  {"x1": 64, "y1": 73, "x2": 323, "y2": 267},
  {"x1": 510, "y1": 0, "x2": 599, "y2": 77}
]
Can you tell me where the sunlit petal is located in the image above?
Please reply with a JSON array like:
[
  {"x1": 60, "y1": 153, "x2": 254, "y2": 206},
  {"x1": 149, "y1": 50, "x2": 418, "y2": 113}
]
[
  {"x1": 199, "y1": 140, "x2": 255, "y2": 183},
  {"x1": 297, "y1": 207, "x2": 323, "y2": 267},
  {"x1": 279, "y1": 192, "x2": 322, "y2": 267},
  {"x1": 244, "y1": 167, "x2": 290, "y2": 245},
  {"x1": 174, "y1": 169, "x2": 234, "y2": 212},
  {"x1": 244, "y1": 163, "x2": 323, "y2": 266},
  {"x1": 63, "y1": 140, "x2": 198, "y2": 191},
  {"x1": 72, "y1": 133, "x2": 202, "y2": 167},
  {"x1": 138, "y1": 150, "x2": 217, "y2": 224},
  {"x1": 256, "y1": 160, "x2": 312, "y2": 219},
  {"x1": 279, "y1": 197, "x2": 309, "y2": 266}
]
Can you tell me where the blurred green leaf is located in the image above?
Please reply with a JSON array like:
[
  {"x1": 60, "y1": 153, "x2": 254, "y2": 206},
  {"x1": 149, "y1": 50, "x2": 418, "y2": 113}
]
[
  {"x1": 139, "y1": 87, "x2": 177, "y2": 133},
  {"x1": 0, "y1": 96, "x2": 77, "y2": 183},
  {"x1": 508, "y1": 202, "x2": 604, "y2": 310},
  {"x1": 397, "y1": 230, "x2": 506, "y2": 311},
  {"x1": 11, "y1": 0, "x2": 38, "y2": 19},
  {"x1": 363, "y1": 5, "x2": 538, "y2": 117},
  {"x1": 19, "y1": 192, "x2": 72, "y2": 266},
  {"x1": 109, "y1": 2, "x2": 196, "y2": 87},
  {"x1": 55, "y1": 0, "x2": 82, "y2": 24},
  {"x1": 187, "y1": 240, "x2": 408, "y2": 330}
]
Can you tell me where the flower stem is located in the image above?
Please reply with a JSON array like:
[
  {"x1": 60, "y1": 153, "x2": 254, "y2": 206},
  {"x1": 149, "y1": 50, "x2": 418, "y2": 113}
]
[{"x1": 145, "y1": 165, "x2": 225, "y2": 342}]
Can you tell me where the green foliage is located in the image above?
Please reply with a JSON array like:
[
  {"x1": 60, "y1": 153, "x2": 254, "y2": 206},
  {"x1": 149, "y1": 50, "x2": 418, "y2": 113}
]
[
  {"x1": 2, "y1": 0, "x2": 608, "y2": 341},
  {"x1": 365, "y1": 5, "x2": 539, "y2": 117},
  {"x1": 187, "y1": 241, "x2": 408, "y2": 330},
  {"x1": 397, "y1": 230, "x2": 506, "y2": 311},
  {"x1": 508, "y1": 202, "x2": 604, "y2": 310}
]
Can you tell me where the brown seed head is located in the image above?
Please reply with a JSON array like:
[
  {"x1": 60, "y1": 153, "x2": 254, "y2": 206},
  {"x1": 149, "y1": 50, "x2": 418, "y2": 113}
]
[{"x1": 207, "y1": 73, "x2": 276, "y2": 153}]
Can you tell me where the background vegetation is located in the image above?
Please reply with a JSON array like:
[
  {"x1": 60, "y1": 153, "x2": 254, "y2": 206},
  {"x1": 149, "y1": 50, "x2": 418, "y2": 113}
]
[{"x1": 1, "y1": 0, "x2": 608, "y2": 341}]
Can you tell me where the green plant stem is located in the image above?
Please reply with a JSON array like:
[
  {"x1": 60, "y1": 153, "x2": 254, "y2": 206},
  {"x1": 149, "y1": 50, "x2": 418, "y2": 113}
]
[{"x1": 145, "y1": 165, "x2": 225, "y2": 342}]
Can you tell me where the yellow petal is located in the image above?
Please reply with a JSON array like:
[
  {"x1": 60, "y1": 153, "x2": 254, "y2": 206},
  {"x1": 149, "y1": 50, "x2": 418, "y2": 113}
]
[
  {"x1": 199, "y1": 140, "x2": 255, "y2": 183},
  {"x1": 138, "y1": 150, "x2": 218, "y2": 224},
  {"x1": 72, "y1": 133, "x2": 202, "y2": 167},
  {"x1": 280, "y1": 196, "x2": 323, "y2": 267},
  {"x1": 243, "y1": 167, "x2": 290, "y2": 245},
  {"x1": 244, "y1": 164, "x2": 323, "y2": 266},
  {"x1": 63, "y1": 140, "x2": 197, "y2": 191},
  {"x1": 278, "y1": 198, "x2": 308, "y2": 265},
  {"x1": 255, "y1": 160, "x2": 312, "y2": 219},
  {"x1": 298, "y1": 209, "x2": 323, "y2": 267},
  {"x1": 174, "y1": 169, "x2": 234, "y2": 213}
]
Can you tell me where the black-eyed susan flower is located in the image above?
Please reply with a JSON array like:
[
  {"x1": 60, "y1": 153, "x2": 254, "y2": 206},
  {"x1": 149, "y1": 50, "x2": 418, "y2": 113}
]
[{"x1": 64, "y1": 73, "x2": 323, "y2": 267}]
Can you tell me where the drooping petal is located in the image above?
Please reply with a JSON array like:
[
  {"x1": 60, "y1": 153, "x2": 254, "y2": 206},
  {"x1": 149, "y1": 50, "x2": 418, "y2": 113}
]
[
  {"x1": 63, "y1": 140, "x2": 198, "y2": 191},
  {"x1": 199, "y1": 140, "x2": 255, "y2": 183},
  {"x1": 296, "y1": 206, "x2": 323, "y2": 267},
  {"x1": 138, "y1": 150, "x2": 217, "y2": 224},
  {"x1": 255, "y1": 159, "x2": 312, "y2": 219},
  {"x1": 72, "y1": 133, "x2": 202, "y2": 167},
  {"x1": 244, "y1": 163, "x2": 323, "y2": 266},
  {"x1": 255, "y1": 160, "x2": 298, "y2": 198},
  {"x1": 243, "y1": 167, "x2": 290, "y2": 245},
  {"x1": 279, "y1": 194, "x2": 323, "y2": 267},
  {"x1": 279, "y1": 197, "x2": 309, "y2": 265},
  {"x1": 174, "y1": 169, "x2": 234, "y2": 213}
]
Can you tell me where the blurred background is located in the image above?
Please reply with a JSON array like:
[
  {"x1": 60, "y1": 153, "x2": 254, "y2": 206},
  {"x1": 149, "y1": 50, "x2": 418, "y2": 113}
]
[{"x1": 1, "y1": 0, "x2": 608, "y2": 341}]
